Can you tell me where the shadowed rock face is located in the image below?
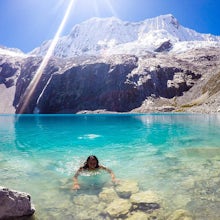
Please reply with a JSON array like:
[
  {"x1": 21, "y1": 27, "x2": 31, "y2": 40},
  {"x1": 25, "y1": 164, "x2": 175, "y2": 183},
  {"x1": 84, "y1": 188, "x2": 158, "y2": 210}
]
[
  {"x1": 35, "y1": 56, "x2": 200, "y2": 113},
  {"x1": 0, "y1": 47, "x2": 220, "y2": 114},
  {"x1": 36, "y1": 58, "x2": 139, "y2": 113},
  {"x1": 154, "y1": 40, "x2": 173, "y2": 52},
  {"x1": 0, "y1": 59, "x2": 20, "y2": 88},
  {"x1": 14, "y1": 57, "x2": 61, "y2": 113}
]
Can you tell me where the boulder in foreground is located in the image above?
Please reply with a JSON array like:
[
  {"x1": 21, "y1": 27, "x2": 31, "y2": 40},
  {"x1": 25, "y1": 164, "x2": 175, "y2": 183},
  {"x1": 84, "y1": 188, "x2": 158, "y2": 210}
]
[{"x1": 0, "y1": 186, "x2": 35, "y2": 219}]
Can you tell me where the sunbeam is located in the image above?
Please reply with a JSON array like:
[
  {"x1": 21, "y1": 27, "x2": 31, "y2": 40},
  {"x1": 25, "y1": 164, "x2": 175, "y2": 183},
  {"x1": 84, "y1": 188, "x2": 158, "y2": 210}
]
[
  {"x1": 18, "y1": 0, "x2": 77, "y2": 114},
  {"x1": 93, "y1": 0, "x2": 100, "y2": 16},
  {"x1": 103, "y1": 0, "x2": 118, "y2": 17}
]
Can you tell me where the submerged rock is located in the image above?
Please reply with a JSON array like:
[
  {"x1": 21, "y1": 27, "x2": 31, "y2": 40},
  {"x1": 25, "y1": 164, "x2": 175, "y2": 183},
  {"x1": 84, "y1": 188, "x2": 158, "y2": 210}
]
[
  {"x1": 126, "y1": 211, "x2": 150, "y2": 220},
  {"x1": 131, "y1": 202, "x2": 160, "y2": 213},
  {"x1": 167, "y1": 209, "x2": 192, "y2": 220},
  {"x1": 72, "y1": 194, "x2": 107, "y2": 220},
  {"x1": 115, "y1": 180, "x2": 139, "y2": 198},
  {"x1": 130, "y1": 190, "x2": 160, "y2": 204},
  {"x1": 105, "y1": 198, "x2": 132, "y2": 218},
  {"x1": 0, "y1": 186, "x2": 35, "y2": 219},
  {"x1": 72, "y1": 194, "x2": 99, "y2": 206},
  {"x1": 99, "y1": 187, "x2": 119, "y2": 203},
  {"x1": 130, "y1": 190, "x2": 161, "y2": 213}
]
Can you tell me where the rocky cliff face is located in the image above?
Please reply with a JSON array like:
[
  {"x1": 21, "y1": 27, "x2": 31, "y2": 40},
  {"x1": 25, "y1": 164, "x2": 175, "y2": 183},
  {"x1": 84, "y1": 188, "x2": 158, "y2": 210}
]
[
  {"x1": 0, "y1": 54, "x2": 23, "y2": 113},
  {"x1": 1, "y1": 47, "x2": 220, "y2": 114},
  {"x1": 132, "y1": 48, "x2": 220, "y2": 113}
]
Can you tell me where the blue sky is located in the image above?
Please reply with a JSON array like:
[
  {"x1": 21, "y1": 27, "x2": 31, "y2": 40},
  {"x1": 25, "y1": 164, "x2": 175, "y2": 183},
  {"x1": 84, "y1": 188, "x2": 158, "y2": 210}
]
[{"x1": 0, "y1": 0, "x2": 219, "y2": 53}]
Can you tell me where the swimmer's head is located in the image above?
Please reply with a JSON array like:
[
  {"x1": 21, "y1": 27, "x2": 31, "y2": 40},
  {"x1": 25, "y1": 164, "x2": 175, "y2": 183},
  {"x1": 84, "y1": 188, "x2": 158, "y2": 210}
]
[{"x1": 83, "y1": 155, "x2": 99, "y2": 169}]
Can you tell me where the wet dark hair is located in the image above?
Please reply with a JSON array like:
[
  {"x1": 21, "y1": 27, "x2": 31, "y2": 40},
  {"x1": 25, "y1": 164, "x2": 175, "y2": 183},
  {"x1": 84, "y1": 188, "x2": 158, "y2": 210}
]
[{"x1": 83, "y1": 155, "x2": 99, "y2": 169}]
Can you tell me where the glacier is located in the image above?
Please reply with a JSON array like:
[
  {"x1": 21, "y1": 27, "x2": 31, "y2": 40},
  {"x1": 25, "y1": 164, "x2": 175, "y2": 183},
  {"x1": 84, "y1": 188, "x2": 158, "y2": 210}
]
[{"x1": 29, "y1": 14, "x2": 220, "y2": 58}]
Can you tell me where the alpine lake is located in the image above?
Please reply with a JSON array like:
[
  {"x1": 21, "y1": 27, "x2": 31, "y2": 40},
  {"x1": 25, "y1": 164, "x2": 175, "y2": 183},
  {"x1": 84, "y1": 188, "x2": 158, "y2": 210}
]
[{"x1": 1, "y1": 113, "x2": 220, "y2": 219}]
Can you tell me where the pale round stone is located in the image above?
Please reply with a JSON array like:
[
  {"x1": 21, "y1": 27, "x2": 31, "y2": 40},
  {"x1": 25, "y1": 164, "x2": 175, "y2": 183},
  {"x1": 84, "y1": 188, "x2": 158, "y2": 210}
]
[
  {"x1": 99, "y1": 187, "x2": 119, "y2": 203},
  {"x1": 130, "y1": 190, "x2": 160, "y2": 204},
  {"x1": 167, "y1": 209, "x2": 193, "y2": 220},
  {"x1": 115, "y1": 180, "x2": 139, "y2": 198},
  {"x1": 105, "y1": 198, "x2": 132, "y2": 218}
]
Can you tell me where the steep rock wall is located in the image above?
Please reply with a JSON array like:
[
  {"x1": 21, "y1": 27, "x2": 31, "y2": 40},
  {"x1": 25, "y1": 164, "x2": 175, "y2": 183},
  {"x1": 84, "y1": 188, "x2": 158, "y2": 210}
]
[
  {"x1": 35, "y1": 55, "x2": 200, "y2": 113},
  {"x1": 1, "y1": 48, "x2": 219, "y2": 114}
]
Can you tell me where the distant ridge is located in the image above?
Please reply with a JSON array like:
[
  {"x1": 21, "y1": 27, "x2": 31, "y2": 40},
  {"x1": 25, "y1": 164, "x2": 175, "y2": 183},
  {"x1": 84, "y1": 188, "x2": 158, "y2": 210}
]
[
  {"x1": 30, "y1": 14, "x2": 220, "y2": 58},
  {"x1": 0, "y1": 45, "x2": 25, "y2": 57}
]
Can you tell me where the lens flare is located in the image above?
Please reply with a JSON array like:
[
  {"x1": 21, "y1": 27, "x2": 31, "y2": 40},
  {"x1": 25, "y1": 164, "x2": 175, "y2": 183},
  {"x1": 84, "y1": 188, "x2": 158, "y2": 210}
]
[
  {"x1": 18, "y1": 0, "x2": 77, "y2": 114},
  {"x1": 93, "y1": 0, "x2": 99, "y2": 16},
  {"x1": 103, "y1": 0, "x2": 117, "y2": 17}
]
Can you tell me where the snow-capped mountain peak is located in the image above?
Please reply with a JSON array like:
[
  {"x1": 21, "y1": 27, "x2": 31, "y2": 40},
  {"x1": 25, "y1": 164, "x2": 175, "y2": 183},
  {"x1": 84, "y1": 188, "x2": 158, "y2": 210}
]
[
  {"x1": 142, "y1": 14, "x2": 180, "y2": 30},
  {"x1": 0, "y1": 45, "x2": 26, "y2": 57},
  {"x1": 30, "y1": 14, "x2": 220, "y2": 57}
]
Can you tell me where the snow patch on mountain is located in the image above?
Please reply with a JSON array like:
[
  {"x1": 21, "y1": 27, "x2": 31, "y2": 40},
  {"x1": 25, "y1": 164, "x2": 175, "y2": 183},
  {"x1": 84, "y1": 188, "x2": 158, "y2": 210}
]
[
  {"x1": 172, "y1": 41, "x2": 220, "y2": 53},
  {"x1": 30, "y1": 14, "x2": 220, "y2": 57},
  {"x1": 0, "y1": 46, "x2": 26, "y2": 57}
]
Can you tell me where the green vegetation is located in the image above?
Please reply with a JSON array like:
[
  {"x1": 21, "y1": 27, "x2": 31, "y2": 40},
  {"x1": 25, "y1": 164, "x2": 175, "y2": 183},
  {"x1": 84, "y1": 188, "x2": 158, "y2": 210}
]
[{"x1": 180, "y1": 92, "x2": 209, "y2": 109}]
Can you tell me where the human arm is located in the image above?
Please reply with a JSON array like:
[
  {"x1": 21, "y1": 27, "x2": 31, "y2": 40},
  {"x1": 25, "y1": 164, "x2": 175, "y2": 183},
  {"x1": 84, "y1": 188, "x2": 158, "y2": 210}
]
[
  {"x1": 72, "y1": 167, "x2": 83, "y2": 190},
  {"x1": 100, "y1": 165, "x2": 118, "y2": 184}
]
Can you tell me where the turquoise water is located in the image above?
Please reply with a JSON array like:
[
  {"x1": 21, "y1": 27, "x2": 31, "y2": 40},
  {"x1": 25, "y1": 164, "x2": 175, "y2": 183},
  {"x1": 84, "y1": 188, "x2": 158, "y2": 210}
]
[{"x1": 1, "y1": 113, "x2": 220, "y2": 219}]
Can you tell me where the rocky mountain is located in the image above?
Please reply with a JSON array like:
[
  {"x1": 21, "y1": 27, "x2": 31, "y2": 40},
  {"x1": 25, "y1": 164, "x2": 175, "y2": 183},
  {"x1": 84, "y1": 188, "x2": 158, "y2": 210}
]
[
  {"x1": 0, "y1": 46, "x2": 25, "y2": 57},
  {"x1": 30, "y1": 14, "x2": 220, "y2": 57},
  {"x1": 0, "y1": 15, "x2": 220, "y2": 114}
]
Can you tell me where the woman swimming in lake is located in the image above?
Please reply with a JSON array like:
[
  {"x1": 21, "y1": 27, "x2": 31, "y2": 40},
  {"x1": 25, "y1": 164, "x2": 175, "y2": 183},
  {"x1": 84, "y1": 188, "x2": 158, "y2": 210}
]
[{"x1": 73, "y1": 155, "x2": 117, "y2": 190}]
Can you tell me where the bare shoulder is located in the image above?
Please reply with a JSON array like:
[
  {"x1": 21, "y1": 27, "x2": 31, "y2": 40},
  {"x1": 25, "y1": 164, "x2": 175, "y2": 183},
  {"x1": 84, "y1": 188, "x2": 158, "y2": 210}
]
[
  {"x1": 74, "y1": 167, "x2": 84, "y2": 176},
  {"x1": 76, "y1": 166, "x2": 84, "y2": 171},
  {"x1": 99, "y1": 165, "x2": 111, "y2": 172},
  {"x1": 99, "y1": 165, "x2": 107, "y2": 169}
]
